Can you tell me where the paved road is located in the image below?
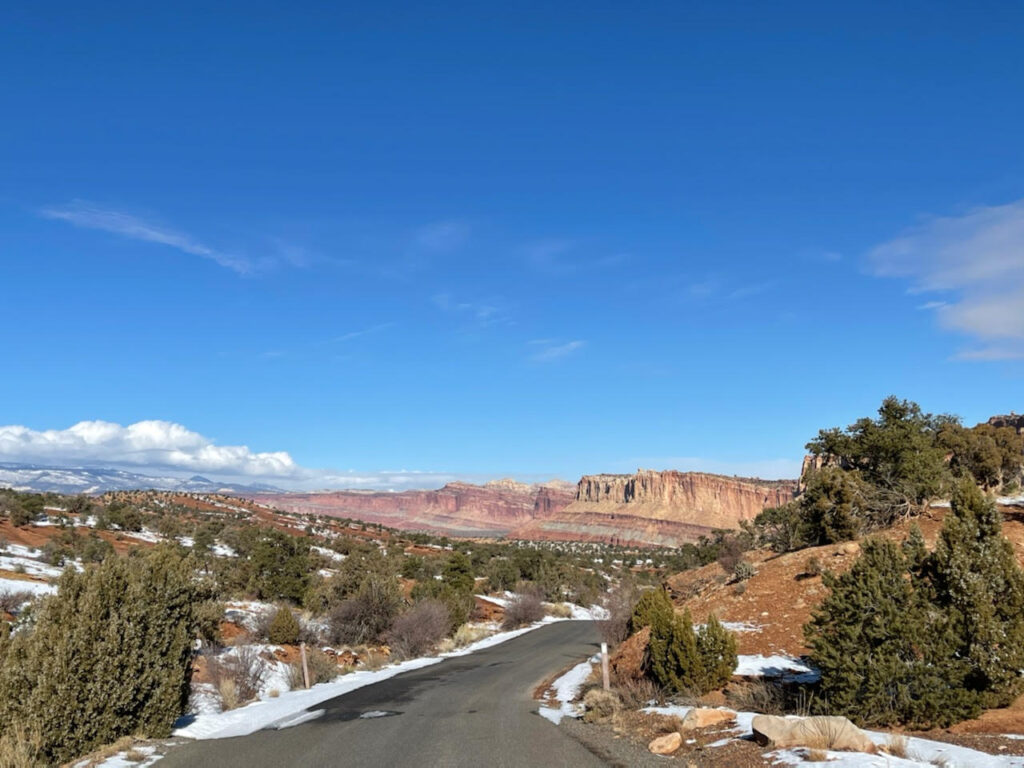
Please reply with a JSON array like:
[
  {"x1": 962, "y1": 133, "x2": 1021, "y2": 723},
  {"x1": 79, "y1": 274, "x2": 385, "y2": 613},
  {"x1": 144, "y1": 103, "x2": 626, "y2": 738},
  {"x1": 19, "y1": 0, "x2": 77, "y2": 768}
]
[{"x1": 160, "y1": 621, "x2": 608, "y2": 768}]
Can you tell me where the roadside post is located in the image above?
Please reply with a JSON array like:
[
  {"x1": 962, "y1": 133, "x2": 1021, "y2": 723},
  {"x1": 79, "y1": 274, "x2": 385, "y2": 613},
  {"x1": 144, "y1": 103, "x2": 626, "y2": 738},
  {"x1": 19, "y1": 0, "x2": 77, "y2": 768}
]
[
  {"x1": 300, "y1": 642, "x2": 311, "y2": 689},
  {"x1": 601, "y1": 642, "x2": 610, "y2": 691}
]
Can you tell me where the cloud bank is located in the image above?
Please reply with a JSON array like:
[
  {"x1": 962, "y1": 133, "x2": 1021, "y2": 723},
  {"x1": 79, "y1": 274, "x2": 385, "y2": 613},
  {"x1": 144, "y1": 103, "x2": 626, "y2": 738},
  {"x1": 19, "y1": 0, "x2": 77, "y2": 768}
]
[
  {"x1": 0, "y1": 420, "x2": 484, "y2": 491},
  {"x1": 868, "y1": 199, "x2": 1024, "y2": 360}
]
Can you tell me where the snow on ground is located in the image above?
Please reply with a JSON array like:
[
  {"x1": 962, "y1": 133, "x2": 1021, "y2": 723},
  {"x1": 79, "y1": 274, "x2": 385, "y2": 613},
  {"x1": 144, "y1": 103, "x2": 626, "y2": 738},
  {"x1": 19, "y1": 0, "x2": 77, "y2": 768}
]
[
  {"x1": 720, "y1": 621, "x2": 763, "y2": 634},
  {"x1": 999, "y1": 495, "x2": 1024, "y2": 507},
  {"x1": 538, "y1": 658, "x2": 597, "y2": 725},
  {"x1": 475, "y1": 593, "x2": 510, "y2": 607},
  {"x1": 123, "y1": 529, "x2": 164, "y2": 544},
  {"x1": 0, "y1": 553, "x2": 67, "y2": 579},
  {"x1": 641, "y1": 706, "x2": 1024, "y2": 767},
  {"x1": 223, "y1": 600, "x2": 275, "y2": 631},
  {"x1": 0, "y1": 576, "x2": 57, "y2": 596},
  {"x1": 734, "y1": 654, "x2": 821, "y2": 683},
  {"x1": 311, "y1": 545, "x2": 346, "y2": 562}
]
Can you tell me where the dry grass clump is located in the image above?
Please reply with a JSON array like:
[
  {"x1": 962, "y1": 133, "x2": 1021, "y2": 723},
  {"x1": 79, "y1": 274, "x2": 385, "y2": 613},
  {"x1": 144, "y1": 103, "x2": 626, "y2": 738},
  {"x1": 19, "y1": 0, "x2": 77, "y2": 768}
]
[
  {"x1": 453, "y1": 623, "x2": 491, "y2": 647},
  {"x1": 613, "y1": 676, "x2": 665, "y2": 708},
  {"x1": 803, "y1": 747, "x2": 829, "y2": 762},
  {"x1": 545, "y1": 603, "x2": 573, "y2": 619},
  {"x1": 881, "y1": 734, "x2": 909, "y2": 758},
  {"x1": 0, "y1": 722, "x2": 45, "y2": 768}
]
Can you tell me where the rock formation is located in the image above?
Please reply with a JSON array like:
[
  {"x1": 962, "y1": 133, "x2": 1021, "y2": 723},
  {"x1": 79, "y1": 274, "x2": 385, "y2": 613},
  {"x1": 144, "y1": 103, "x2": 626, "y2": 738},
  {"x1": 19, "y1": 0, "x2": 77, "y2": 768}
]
[
  {"x1": 513, "y1": 470, "x2": 797, "y2": 547},
  {"x1": 247, "y1": 470, "x2": 797, "y2": 548}
]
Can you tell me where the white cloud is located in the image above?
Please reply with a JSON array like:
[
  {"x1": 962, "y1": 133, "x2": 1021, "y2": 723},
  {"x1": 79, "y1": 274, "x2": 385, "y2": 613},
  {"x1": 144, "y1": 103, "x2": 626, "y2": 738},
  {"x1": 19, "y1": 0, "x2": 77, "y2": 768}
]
[
  {"x1": 529, "y1": 339, "x2": 586, "y2": 362},
  {"x1": 867, "y1": 199, "x2": 1024, "y2": 359},
  {"x1": 0, "y1": 420, "x2": 298, "y2": 478},
  {"x1": 40, "y1": 201, "x2": 257, "y2": 275}
]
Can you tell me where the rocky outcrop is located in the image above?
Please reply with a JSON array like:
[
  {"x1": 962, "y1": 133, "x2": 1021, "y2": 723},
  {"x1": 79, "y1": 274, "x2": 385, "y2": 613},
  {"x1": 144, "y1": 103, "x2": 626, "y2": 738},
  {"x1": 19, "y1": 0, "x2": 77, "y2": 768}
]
[
  {"x1": 513, "y1": 470, "x2": 797, "y2": 547},
  {"x1": 989, "y1": 413, "x2": 1024, "y2": 434},
  {"x1": 248, "y1": 480, "x2": 576, "y2": 537}
]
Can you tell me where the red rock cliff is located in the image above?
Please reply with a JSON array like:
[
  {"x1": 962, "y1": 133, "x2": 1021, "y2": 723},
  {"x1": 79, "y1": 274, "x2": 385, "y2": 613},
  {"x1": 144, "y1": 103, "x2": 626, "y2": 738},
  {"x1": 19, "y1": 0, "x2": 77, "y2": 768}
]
[{"x1": 512, "y1": 470, "x2": 798, "y2": 547}]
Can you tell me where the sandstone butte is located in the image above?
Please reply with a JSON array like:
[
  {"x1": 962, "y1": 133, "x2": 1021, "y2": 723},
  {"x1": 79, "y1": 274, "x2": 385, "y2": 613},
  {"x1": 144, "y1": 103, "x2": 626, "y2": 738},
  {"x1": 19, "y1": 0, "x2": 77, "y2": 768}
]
[{"x1": 246, "y1": 469, "x2": 798, "y2": 549}]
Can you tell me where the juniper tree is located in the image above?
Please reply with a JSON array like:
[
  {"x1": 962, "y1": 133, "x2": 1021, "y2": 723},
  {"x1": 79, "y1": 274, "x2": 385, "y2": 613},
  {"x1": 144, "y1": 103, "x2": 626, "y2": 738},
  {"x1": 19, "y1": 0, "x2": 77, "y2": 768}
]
[
  {"x1": 0, "y1": 546, "x2": 199, "y2": 764},
  {"x1": 929, "y1": 480, "x2": 1024, "y2": 708},
  {"x1": 804, "y1": 537, "x2": 972, "y2": 728},
  {"x1": 695, "y1": 614, "x2": 738, "y2": 692}
]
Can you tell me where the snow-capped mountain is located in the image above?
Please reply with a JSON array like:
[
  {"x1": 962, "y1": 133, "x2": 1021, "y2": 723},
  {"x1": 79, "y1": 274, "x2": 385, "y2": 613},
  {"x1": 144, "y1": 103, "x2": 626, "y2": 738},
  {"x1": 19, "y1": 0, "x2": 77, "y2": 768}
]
[{"x1": 0, "y1": 463, "x2": 283, "y2": 495}]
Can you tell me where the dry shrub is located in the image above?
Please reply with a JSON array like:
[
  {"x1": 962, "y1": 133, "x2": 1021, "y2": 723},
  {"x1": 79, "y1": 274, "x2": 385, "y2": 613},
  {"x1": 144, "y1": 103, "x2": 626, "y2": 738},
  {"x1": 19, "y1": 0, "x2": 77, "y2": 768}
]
[
  {"x1": 436, "y1": 637, "x2": 456, "y2": 654},
  {"x1": 387, "y1": 600, "x2": 450, "y2": 659},
  {"x1": 729, "y1": 679, "x2": 785, "y2": 715},
  {"x1": 0, "y1": 721, "x2": 43, "y2": 768},
  {"x1": 453, "y1": 623, "x2": 491, "y2": 648},
  {"x1": 545, "y1": 603, "x2": 573, "y2": 619},
  {"x1": 287, "y1": 648, "x2": 339, "y2": 688},
  {"x1": 207, "y1": 646, "x2": 266, "y2": 710},
  {"x1": 502, "y1": 590, "x2": 544, "y2": 630},
  {"x1": 581, "y1": 687, "x2": 621, "y2": 722},
  {"x1": 123, "y1": 748, "x2": 148, "y2": 763},
  {"x1": 599, "y1": 580, "x2": 640, "y2": 646},
  {"x1": 0, "y1": 589, "x2": 33, "y2": 615},
  {"x1": 614, "y1": 676, "x2": 664, "y2": 709}
]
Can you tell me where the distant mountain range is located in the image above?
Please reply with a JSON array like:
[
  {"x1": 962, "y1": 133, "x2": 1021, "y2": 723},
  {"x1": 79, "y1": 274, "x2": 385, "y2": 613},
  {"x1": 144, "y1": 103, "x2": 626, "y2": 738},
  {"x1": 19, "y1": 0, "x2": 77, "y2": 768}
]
[{"x1": 0, "y1": 463, "x2": 283, "y2": 495}]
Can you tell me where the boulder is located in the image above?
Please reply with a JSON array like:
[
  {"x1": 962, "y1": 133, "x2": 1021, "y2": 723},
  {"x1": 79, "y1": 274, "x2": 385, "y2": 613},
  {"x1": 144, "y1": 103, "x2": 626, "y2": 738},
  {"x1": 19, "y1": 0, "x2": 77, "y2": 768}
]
[
  {"x1": 681, "y1": 708, "x2": 737, "y2": 730},
  {"x1": 610, "y1": 626, "x2": 650, "y2": 681},
  {"x1": 751, "y1": 715, "x2": 876, "y2": 753},
  {"x1": 648, "y1": 731, "x2": 682, "y2": 755}
]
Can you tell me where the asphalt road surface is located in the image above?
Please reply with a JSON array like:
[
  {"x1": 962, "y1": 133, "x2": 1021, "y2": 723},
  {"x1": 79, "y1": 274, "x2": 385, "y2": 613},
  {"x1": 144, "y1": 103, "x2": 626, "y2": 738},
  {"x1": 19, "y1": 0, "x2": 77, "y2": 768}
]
[{"x1": 160, "y1": 621, "x2": 608, "y2": 768}]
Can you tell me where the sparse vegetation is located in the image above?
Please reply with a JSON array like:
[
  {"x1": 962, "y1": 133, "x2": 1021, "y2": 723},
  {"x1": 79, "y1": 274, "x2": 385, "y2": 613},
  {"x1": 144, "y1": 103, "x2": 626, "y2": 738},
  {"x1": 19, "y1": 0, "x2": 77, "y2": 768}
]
[
  {"x1": 501, "y1": 589, "x2": 545, "y2": 629},
  {"x1": 806, "y1": 481, "x2": 1024, "y2": 728}
]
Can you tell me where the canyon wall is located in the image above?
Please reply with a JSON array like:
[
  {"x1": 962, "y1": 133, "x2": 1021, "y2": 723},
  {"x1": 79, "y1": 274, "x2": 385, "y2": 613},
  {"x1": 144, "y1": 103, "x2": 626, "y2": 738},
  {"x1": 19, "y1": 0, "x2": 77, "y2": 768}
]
[
  {"x1": 247, "y1": 470, "x2": 798, "y2": 548},
  {"x1": 513, "y1": 470, "x2": 798, "y2": 547}
]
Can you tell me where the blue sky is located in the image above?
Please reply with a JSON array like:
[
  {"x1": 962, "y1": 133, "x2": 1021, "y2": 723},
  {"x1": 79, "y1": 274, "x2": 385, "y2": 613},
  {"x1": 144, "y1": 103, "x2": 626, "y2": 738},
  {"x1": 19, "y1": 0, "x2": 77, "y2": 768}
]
[{"x1": 2, "y1": 2, "x2": 1024, "y2": 488}]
